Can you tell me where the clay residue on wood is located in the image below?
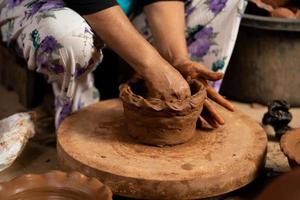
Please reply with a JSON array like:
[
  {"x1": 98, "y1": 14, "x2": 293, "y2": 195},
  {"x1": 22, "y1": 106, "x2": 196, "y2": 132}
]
[{"x1": 119, "y1": 79, "x2": 206, "y2": 146}]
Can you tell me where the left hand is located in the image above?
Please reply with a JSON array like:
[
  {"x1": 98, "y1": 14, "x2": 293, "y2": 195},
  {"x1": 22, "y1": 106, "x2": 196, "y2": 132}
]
[{"x1": 173, "y1": 59, "x2": 235, "y2": 128}]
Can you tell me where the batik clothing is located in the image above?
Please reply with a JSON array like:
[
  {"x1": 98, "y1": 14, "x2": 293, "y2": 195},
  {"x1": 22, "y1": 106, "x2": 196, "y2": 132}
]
[{"x1": 0, "y1": 0, "x2": 247, "y2": 128}]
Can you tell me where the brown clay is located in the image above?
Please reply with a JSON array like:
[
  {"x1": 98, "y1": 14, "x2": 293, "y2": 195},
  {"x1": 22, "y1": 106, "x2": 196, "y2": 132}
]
[
  {"x1": 256, "y1": 169, "x2": 300, "y2": 200},
  {"x1": 251, "y1": 0, "x2": 274, "y2": 12},
  {"x1": 262, "y1": 0, "x2": 291, "y2": 7},
  {"x1": 251, "y1": 0, "x2": 300, "y2": 18},
  {"x1": 270, "y1": 7, "x2": 297, "y2": 18},
  {"x1": 280, "y1": 128, "x2": 300, "y2": 169},
  {"x1": 57, "y1": 99, "x2": 268, "y2": 199},
  {"x1": 0, "y1": 171, "x2": 112, "y2": 200},
  {"x1": 119, "y1": 79, "x2": 206, "y2": 146},
  {"x1": 296, "y1": 9, "x2": 300, "y2": 18}
]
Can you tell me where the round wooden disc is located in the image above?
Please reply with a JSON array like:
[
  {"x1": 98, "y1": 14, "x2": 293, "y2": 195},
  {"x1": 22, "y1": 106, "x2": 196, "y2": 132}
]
[{"x1": 57, "y1": 99, "x2": 267, "y2": 199}]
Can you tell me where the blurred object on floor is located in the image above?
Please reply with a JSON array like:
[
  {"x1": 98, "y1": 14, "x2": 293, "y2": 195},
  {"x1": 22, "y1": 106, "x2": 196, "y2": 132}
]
[
  {"x1": 280, "y1": 128, "x2": 300, "y2": 169},
  {"x1": 0, "y1": 141, "x2": 58, "y2": 182},
  {"x1": 0, "y1": 113, "x2": 35, "y2": 172},
  {"x1": 0, "y1": 84, "x2": 55, "y2": 173},
  {"x1": 0, "y1": 85, "x2": 57, "y2": 182},
  {"x1": 0, "y1": 171, "x2": 113, "y2": 200},
  {"x1": 262, "y1": 100, "x2": 292, "y2": 138},
  {"x1": 256, "y1": 168, "x2": 300, "y2": 200}
]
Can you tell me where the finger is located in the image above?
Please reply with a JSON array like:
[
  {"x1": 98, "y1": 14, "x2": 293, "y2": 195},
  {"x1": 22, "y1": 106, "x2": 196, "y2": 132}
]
[
  {"x1": 195, "y1": 64, "x2": 224, "y2": 81},
  {"x1": 204, "y1": 99, "x2": 225, "y2": 125},
  {"x1": 201, "y1": 108, "x2": 219, "y2": 128},
  {"x1": 206, "y1": 86, "x2": 235, "y2": 112}
]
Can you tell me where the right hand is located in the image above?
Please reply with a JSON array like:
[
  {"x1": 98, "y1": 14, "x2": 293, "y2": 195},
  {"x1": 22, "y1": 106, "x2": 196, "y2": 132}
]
[{"x1": 143, "y1": 63, "x2": 191, "y2": 101}]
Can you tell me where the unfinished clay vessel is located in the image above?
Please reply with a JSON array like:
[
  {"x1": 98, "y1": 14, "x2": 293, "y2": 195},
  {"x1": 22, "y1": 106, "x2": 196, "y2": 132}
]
[
  {"x1": 119, "y1": 79, "x2": 206, "y2": 146},
  {"x1": 0, "y1": 171, "x2": 112, "y2": 200},
  {"x1": 280, "y1": 128, "x2": 300, "y2": 168}
]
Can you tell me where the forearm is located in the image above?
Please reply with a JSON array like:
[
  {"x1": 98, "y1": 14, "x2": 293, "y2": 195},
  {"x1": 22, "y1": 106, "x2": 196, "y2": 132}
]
[
  {"x1": 83, "y1": 6, "x2": 167, "y2": 80},
  {"x1": 144, "y1": 1, "x2": 188, "y2": 65}
]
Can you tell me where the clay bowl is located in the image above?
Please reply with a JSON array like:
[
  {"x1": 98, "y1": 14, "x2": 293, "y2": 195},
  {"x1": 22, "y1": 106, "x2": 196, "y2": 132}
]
[
  {"x1": 280, "y1": 128, "x2": 300, "y2": 169},
  {"x1": 119, "y1": 78, "x2": 206, "y2": 146},
  {"x1": 0, "y1": 171, "x2": 112, "y2": 200}
]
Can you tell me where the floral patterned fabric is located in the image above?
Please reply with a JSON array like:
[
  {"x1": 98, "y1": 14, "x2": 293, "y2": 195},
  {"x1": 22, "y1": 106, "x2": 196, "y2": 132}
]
[
  {"x1": 0, "y1": 0, "x2": 103, "y2": 128},
  {"x1": 133, "y1": 0, "x2": 247, "y2": 90},
  {"x1": 0, "y1": 0, "x2": 246, "y2": 128}
]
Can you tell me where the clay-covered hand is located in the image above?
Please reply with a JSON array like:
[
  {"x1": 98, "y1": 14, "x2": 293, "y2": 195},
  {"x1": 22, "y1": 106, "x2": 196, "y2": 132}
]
[
  {"x1": 129, "y1": 63, "x2": 191, "y2": 101},
  {"x1": 84, "y1": 6, "x2": 191, "y2": 101},
  {"x1": 174, "y1": 59, "x2": 235, "y2": 128},
  {"x1": 145, "y1": 64, "x2": 191, "y2": 101}
]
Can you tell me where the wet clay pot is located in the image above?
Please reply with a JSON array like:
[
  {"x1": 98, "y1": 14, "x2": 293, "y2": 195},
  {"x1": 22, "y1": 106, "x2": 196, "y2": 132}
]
[
  {"x1": 119, "y1": 79, "x2": 206, "y2": 146},
  {"x1": 0, "y1": 171, "x2": 112, "y2": 200},
  {"x1": 280, "y1": 128, "x2": 300, "y2": 168}
]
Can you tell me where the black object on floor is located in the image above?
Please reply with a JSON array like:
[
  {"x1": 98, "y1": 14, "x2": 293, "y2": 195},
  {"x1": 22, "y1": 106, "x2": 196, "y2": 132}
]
[{"x1": 262, "y1": 100, "x2": 293, "y2": 138}]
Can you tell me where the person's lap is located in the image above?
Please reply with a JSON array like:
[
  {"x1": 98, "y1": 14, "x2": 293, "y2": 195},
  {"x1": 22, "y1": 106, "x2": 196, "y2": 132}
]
[
  {"x1": 0, "y1": 0, "x2": 245, "y2": 127},
  {"x1": 0, "y1": 0, "x2": 102, "y2": 127}
]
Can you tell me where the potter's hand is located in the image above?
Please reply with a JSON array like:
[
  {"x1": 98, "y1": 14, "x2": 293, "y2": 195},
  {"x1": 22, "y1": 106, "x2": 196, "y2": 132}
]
[
  {"x1": 174, "y1": 60, "x2": 235, "y2": 128},
  {"x1": 143, "y1": 1, "x2": 234, "y2": 126},
  {"x1": 129, "y1": 63, "x2": 191, "y2": 101},
  {"x1": 146, "y1": 64, "x2": 191, "y2": 100},
  {"x1": 83, "y1": 6, "x2": 190, "y2": 101}
]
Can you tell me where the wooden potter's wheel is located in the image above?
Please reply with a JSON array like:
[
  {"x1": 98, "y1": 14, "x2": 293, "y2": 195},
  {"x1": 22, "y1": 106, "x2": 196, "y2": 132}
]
[{"x1": 57, "y1": 99, "x2": 267, "y2": 199}]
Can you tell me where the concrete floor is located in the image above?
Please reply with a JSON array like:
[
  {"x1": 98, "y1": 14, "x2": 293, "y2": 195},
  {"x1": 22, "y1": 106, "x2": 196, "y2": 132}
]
[{"x1": 0, "y1": 85, "x2": 300, "y2": 199}]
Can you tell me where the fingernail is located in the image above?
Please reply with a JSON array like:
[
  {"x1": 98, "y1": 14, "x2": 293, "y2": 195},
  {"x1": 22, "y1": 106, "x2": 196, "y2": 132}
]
[
  {"x1": 219, "y1": 118, "x2": 225, "y2": 125},
  {"x1": 230, "y1": 105, "x2": 236, "y2": 111}
]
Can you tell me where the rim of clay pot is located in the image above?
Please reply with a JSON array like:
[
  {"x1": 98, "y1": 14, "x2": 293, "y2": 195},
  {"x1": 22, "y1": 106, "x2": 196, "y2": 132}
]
[
  {"x1": 0, "y1": 171, "x2": 112, "y2": 200},
  {"x1": 119, "y1": 79, "x2": 207, "y2": 112},
  {"x1": 280, "y1": 129, "x2": 300, "y2": 165},
  {"x1": 242, "y1": 14, "x2": 300, "y2": 32}
]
